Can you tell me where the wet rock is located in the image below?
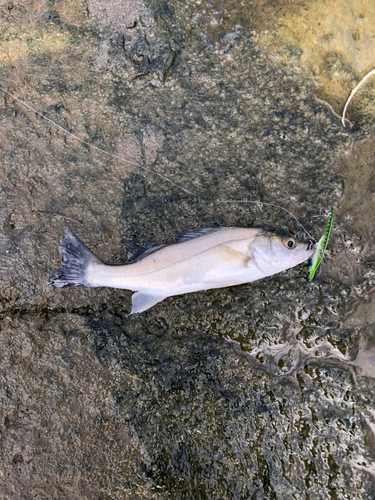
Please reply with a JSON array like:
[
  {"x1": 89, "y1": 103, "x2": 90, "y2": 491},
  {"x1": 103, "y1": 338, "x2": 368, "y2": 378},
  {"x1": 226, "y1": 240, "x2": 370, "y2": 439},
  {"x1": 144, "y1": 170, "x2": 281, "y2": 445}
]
[
  {"x1": 91, "y1": 0, "x2": 176, "y2": 87},
  {"x1": 0, "y1": 0, "x2": 375, "y2": 498}
]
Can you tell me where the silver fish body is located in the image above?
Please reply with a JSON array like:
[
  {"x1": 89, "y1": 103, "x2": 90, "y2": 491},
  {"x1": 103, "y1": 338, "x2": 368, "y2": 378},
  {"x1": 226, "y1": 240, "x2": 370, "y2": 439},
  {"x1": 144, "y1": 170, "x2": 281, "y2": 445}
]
[{"x1": 48, "y1": 227, "x2": 314, "y2": 313}]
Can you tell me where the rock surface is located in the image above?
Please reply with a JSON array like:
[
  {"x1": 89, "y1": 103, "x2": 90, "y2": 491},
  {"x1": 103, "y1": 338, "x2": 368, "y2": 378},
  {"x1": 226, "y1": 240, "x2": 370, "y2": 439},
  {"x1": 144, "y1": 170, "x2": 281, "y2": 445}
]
[{"x1": 0, "y1": 0, "x2": 375, "y2": 498}]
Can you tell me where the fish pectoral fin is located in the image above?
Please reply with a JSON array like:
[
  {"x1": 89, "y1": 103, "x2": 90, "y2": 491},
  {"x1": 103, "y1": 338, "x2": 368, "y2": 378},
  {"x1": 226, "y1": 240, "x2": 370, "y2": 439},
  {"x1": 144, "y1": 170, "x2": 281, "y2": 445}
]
[
  {"x1": 219, "y1": 245, "x2": 251, "y2": 267},
  {"x1": 131, "y1": 292, "x2": 166, "y2": 314}
]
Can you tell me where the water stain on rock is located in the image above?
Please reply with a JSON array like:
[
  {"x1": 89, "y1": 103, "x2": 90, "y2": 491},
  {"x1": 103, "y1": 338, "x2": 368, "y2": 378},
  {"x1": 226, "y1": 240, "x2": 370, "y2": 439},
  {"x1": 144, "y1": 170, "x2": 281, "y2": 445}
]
[
  {"x1": 209, "y1": 0, "x2": 375, "y2": 117},
  {"x1": 337, "y1": 137, "x2": 375, "y2": 254}
]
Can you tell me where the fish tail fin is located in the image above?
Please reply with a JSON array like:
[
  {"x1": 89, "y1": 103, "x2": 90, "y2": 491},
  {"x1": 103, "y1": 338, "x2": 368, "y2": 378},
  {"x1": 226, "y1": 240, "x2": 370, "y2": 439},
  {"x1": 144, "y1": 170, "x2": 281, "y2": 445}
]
[{"x1": 47, "y1": 231, "x2": 100, "y2": 288}]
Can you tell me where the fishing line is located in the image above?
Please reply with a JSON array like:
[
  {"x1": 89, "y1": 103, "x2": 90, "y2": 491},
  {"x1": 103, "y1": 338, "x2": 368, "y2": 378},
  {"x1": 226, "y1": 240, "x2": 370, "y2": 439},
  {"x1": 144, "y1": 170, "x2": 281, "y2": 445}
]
[
  {"x1": 0, "y1": 85, "x2": 194, "y2": 195},
  {"x1": 0, "y1": 85, "x2": 317, "y2": 240},
  {"x1": 218, "y1": 200, "x2": 316, "y2": 241}
]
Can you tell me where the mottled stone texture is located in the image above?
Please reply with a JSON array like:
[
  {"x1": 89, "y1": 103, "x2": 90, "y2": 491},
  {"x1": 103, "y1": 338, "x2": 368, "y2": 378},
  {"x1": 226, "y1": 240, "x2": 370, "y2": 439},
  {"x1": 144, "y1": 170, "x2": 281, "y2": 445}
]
[{"x1": 0, "y1": 0, "x2": 375, "y2": 498}]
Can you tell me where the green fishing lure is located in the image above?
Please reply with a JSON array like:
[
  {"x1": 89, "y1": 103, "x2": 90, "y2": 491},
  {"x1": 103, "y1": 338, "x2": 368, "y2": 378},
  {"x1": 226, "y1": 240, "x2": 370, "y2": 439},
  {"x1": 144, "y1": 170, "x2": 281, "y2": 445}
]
[{"x1": 309, "y1": 210, "x2": 334, "y2": 280}]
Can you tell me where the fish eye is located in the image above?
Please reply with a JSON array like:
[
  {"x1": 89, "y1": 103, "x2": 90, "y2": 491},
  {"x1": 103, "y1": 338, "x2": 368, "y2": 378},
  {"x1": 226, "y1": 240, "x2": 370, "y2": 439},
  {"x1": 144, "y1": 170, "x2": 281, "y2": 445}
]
[{"x1": 283, "y1": 237, "x2": 296, "y2": 250}]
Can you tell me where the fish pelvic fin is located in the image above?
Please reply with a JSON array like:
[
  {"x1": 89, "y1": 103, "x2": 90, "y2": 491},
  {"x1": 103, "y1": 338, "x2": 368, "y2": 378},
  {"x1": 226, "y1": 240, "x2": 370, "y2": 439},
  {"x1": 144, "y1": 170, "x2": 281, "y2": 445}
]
[
  {"x1": 131, "y1": 292, "x2": 166, "y2": 314},
  {"x1": 47, "y1": 231, "x2": 101, "y2": 288}
]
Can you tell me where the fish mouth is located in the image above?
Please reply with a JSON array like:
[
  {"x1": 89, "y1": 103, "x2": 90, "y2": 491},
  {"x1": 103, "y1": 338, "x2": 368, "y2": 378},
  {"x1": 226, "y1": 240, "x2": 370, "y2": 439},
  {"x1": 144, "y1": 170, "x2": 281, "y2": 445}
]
[
  {"x1": 306, "y1": 239, "x2": 315, "y2": 251},
  {"x1": 292, "y1": 241, "x2": 315, "y2": 262},
  {"x1": 306, "y1": 239, "x2": 319, "y2": 263}
]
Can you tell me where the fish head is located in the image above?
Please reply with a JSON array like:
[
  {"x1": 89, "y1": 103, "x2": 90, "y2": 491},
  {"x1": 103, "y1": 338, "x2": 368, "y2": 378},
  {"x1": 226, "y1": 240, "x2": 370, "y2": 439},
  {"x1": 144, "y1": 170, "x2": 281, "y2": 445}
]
[{"x1": 252, "y1": 231, "x2": 315, "y2": 276}]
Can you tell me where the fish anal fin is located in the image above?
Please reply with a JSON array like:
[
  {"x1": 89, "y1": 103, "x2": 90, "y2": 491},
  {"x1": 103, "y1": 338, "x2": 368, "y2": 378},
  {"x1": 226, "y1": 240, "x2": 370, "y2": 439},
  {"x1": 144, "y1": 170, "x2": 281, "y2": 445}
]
[{"x1": 131, "y1": 292, "x2": 166, "y2": 314}]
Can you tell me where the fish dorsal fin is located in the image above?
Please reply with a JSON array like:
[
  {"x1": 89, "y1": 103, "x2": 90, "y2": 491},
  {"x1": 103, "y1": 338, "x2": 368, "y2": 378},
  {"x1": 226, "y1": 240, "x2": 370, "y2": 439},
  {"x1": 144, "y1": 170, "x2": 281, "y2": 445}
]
[
  {"x1": 177, "y1": 227, "x2": 222, "y2": 243},
  {"x1": 128, "y1": 227, "x2": 222, "y2": 262},
  {"x1": 127, "y1": 244, "x2": 166, "y2": 263}
]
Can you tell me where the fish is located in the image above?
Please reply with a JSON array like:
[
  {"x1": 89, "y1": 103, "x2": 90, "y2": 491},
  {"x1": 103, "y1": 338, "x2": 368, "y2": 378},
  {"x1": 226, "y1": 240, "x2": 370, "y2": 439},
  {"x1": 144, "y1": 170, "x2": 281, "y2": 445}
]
[{"x1": 47, "y1": 228, "x2": 314, "y2": 313}]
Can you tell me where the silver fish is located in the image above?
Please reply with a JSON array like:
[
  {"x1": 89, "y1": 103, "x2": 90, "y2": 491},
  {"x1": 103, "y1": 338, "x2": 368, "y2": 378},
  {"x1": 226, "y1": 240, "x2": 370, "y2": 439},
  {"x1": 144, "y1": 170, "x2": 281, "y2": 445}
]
[{"x1": 47, "y1": 228, "x2": 314, "y2": 313}]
